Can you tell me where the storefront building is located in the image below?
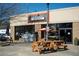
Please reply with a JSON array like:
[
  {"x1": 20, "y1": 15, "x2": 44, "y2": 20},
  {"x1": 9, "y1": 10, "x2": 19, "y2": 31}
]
[{"x1": 10, "y1": 6, "x2": 79, "y2": 44}]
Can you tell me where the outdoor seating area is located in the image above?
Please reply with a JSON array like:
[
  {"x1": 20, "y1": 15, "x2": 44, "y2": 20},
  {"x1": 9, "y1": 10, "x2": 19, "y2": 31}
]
[{"x1": 32, "y1": 39, "x2": 67, "y2": 54}]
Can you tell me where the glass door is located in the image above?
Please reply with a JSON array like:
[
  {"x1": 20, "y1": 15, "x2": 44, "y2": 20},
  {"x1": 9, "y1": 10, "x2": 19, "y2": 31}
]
[
  {"x1": 65, "y1": 29, "x2": 72, "y2": 43},
  {"x1": 59, "y1": 28, "x2": 72, "y2": 44}
]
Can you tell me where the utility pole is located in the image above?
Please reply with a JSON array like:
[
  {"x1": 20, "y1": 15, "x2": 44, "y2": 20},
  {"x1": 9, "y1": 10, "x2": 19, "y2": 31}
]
[{"x1": 46, "y1": 3, "x2": 49, "y2": 41}]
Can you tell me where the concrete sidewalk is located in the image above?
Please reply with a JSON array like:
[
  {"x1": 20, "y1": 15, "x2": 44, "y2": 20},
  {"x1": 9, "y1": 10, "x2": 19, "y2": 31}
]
[{"x1": 0, "y1": 43, "x2": 79, "y2": 56}]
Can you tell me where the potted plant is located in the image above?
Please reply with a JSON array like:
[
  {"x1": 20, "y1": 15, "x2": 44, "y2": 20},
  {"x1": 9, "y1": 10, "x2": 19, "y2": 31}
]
[{"x1": 74, "y1": 37, "x2": 79, "y2": 45}]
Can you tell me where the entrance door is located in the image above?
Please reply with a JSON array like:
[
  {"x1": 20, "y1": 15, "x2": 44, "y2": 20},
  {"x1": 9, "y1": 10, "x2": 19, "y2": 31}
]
[
  {"x1": 65, "y1": 29, "x2": 72, "y2": 43},
  {"x1": 59, "y1": 29, "x2": 72, "y2": 44}
]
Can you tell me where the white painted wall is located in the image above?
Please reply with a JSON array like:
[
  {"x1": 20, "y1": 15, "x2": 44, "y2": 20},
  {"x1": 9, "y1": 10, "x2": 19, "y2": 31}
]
[{"x1": 49, "y1": 7, "x2": 79, "y2": 23}]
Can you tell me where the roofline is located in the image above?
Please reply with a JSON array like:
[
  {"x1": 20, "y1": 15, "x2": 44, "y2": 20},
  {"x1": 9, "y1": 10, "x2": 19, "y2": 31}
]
[
  {"x1": 50, "y1": 6, "x2": 79, "y2": 11},
  {"x1": 10, "y1": 6, "x2": 79, "y2": 18}
]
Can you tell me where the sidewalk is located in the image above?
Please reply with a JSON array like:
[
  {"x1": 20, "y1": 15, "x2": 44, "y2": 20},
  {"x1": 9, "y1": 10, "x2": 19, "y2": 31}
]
[{"x1": 0, "y1": 43, "x2": 79, "y2": 56}]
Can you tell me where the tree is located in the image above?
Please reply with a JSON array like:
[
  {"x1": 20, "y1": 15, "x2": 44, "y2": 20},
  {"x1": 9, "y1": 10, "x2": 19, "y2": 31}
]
[
  {"x1": 0, "y1": 3, "x2": 17, "y2": 19},
  {"x1": 0, "y1": 3, "x2": 18, "y2": 35},
  {"x1": 0, "y1": 3, "x2": 17, "y2": 29}
]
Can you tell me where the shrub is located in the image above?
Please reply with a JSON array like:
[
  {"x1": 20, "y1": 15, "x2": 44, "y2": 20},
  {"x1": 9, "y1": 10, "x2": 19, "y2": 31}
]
[{"x1": 74, "y1": 37, "x2": 79, "y2": 45}]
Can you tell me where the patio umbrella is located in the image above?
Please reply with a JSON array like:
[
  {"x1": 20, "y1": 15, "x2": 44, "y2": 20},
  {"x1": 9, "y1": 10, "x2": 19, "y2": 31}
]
[
  {"x1": 50, "y1": 29, "x2": 58, "y2": 32},
  {"x1": 38, "y1": 28, "x2": 51, "y2": 32},
  {"x1": 38, "y1": 28, "x2": 57, "y2": 32}
]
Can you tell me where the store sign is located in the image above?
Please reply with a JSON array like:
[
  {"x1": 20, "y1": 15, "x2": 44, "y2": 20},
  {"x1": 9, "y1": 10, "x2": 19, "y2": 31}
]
[
  {"x1": 28, "y1": 13, "x2": 47, "y2": 22},
  {"x1": 31, "y1": 16, "x2": 45, "y2": 21}
]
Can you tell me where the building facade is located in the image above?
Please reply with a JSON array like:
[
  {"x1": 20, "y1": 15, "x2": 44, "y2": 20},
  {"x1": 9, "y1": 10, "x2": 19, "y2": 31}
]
[{"x1": 10, "y1": 6, "x2": 79, "y2": 44}]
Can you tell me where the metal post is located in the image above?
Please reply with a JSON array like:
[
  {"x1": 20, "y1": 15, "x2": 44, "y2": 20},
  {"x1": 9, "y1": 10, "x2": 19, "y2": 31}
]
[{"x1": 46, "y1": 3, "x2": 49, "y2": 41}]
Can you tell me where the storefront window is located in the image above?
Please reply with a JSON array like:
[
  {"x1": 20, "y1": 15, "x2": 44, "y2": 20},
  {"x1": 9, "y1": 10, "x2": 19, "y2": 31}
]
[
  {"x1": 41, "y1": 23, "x2": 72, "y2": 40},
  {"x1": 59, "y1": 23, "x2": 72, "y2": 28}
]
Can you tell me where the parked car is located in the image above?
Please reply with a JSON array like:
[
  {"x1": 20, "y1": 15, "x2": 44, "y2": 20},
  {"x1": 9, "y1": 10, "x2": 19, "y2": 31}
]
[
  {"x1": 0, "y1": 34, "x2": 7, "y2": 41},
  {"x1": 0, "y1": 34, "x2": 11, "y2": 41},
  {"x1": 0, "y1": 34, "x2": 13, "y2": 46}
]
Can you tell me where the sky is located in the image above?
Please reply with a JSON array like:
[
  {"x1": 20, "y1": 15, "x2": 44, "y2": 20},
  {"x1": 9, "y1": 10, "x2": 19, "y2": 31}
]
[
  {"x1": 0, "y1": 3, "x2": 79, "y2": 16},
  {"x1": 16, "y1": 3, "x2": 79, "y2": 14}
]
